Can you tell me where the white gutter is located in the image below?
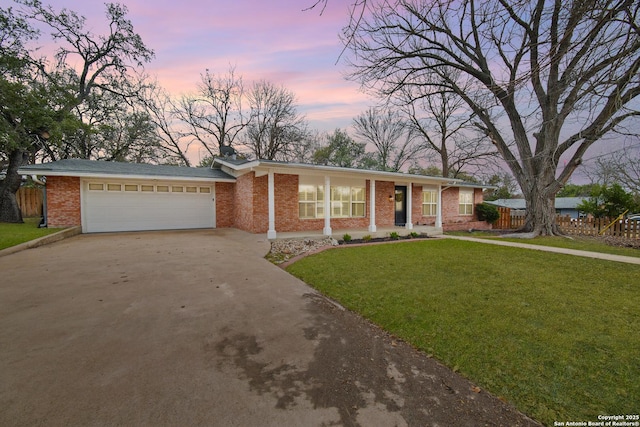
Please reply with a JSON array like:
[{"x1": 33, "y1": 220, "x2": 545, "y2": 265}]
[{"x1": 17, "y1": 170, "x2": 235, "y2": 183}]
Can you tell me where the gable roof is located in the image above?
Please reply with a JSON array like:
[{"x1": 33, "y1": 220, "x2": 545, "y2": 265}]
[
  {"x1": 214, "y1": 157, "x2": 491, "y2": 188},
  {"x1": 18, "y1": 159, "x2": 235, "y2": 182}
]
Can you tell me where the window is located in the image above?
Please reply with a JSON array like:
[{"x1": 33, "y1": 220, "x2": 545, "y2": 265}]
[
  {"x1": 351, "y1": 187, "x2": 365, "y2": 217},
  {"x1": 331, "y1": 186, "x2": 350, "y2": 217},
  {"x1": 299, "y1": 184, "x2": 364, "y2": 218},
  {"x1": 156, "y1": 185, "x2": 169, "y2": 193},
  {"x1": 199, "y1": 187, "x2": 211, "y2": 194},
  {"x1": 186, "y1": 186, "x2": 197, "y2": 193},
  {"x1": 124, "y1": 184, "x2": 138, "y2": 192},
  {"x1": 172, "y1": 186, "x2": 184, "y2": 193},
  {"x1": 107, "y1": 183, "x2": 121, "y2": 192},
  {"x1": 141, "y1": 185, "x2": 154, "y2": 192},
  {"x1": 88, "y1": 183, "x2": 104, "y2": 191},
  {"x1": 422, "y1": 189, "x2": 438, "y2": 216},
  {"x1": 459, "y1": 189, "x2": 474, "y2": 215},
  {"x1": 299, "y1": 185, "x2": 324, "y2": 219}
]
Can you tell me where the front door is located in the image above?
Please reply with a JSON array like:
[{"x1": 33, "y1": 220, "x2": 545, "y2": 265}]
[{"x1": 394, "y1": 186, "x2": 407, "y2": 226}]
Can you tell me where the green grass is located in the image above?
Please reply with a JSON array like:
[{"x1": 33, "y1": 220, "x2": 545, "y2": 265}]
[
  {"x1": 0, "y1": 218, "x2": 61, "y2": 250},
  {"x1": 447, "y1": 231, "x2": 640, "y2": 258},
  {"x1": 286, "y1": 239, "x2": 640, "y2": 426}
]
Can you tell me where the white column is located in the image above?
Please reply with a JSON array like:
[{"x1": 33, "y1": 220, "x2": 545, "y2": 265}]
[
  {"x1": 368, "y1": 179, "x2": 377, "y2": 233},
  {"x1": 405, "y1": 182, "x2": 413, "y2": 230},
  {"x1": 436, "y1": 184, "x2": 443, "y2": 228},
  {"x1": 323, "y1": 175, "x2": 332, "y2": 236},
  {"x1": 267, "y1": 170, "x2": 277, "y2": 239}
]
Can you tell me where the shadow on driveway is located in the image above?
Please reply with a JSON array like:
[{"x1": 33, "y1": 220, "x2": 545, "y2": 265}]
[{"x1": 0, "y1": 229, "x2": 539, "y2": 426}]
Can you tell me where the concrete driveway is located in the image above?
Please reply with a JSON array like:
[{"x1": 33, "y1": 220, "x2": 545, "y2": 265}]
[{"x1": 0, "y1": 229, "x2": 538, "y2": 426}]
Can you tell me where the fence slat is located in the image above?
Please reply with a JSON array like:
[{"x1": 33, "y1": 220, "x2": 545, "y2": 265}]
[
  {"x1": 16, "y1": 187, "x2": 44, "y2": 218},
  {"x1": 492, "y1": 208, "x2": 639, "y2": 240}
]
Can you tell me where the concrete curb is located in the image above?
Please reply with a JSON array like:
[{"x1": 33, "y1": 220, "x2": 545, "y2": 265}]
[{"x1": 0, "y1": 226, "x2": 82, "y2": 258}]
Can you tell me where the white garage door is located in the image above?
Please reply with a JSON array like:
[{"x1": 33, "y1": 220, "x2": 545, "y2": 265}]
[{"x1": 82, "y1": 180, "x2": 215, "y2": 233}]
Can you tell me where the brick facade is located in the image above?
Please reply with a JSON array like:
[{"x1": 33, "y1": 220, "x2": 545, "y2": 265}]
[
  {"x1": 225, "y1": 174, "x2": 489, "y2": 234},
  {"x1": 233, "y1": 173, "x2": 256, "y2": 233},
  {"x1": 215, "y1": 182, "x2": 235, "y2": 228},
  {"x1": 46, "y1": 176, "x2": 81, "y2": 228},
  {"x1": 440, "y1": 187, "x2": 491, "y2": 231},
  {"x1": 42, "y1": 167, "x2": 488, "y2": 233}
]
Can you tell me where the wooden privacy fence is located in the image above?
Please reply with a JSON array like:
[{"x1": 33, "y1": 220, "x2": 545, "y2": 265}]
[
  {"x1": 494, "y1": 207, "x2": 640, "y2": 239},
  {"x1": 16, "y1": 187, "x2": 44, "y2": 217}
]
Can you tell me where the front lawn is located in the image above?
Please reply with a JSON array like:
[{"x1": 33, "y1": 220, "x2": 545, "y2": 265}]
[
  {"x1": 286, "y1": 239, "x2": 640, "y2": 426},
  {"x1": 0, "y1": 218, "x2": 61, "y2": 250}
]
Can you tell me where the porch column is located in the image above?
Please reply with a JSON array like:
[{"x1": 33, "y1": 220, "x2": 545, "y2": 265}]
[
  {"x1": 436, "y1": 184, "x2": 443, "y2": 228},
  {"x1": 368, "y1": 179, "x2": 377, "y2": 232},
  {"x1": 323, "y1": 175, "x2": 332, "y2": 236},
  {"x1": 405, "y1": 182, "x2": 413, "y2": 230},
  {"x1": 267, "y1": 170, "x2": 277, "y2": 239}
]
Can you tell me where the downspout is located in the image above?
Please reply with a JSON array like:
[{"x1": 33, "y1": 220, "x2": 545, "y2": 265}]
[
  {"x1": 438, "y1": 184, "x2": 454, "y2": 229},
  {"x1": 32, "y1": 175, "x2": 47, "y2": 228}
]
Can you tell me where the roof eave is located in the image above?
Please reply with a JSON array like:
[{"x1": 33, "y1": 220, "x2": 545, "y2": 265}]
[
  {"x1": 215, "y1": 158, "x2": 463, "y2": 186},
  {"x1": 17, "y1": 168, "x2": 235, "y2": 183}
]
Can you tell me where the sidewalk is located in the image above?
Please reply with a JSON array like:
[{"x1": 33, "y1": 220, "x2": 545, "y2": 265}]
[{"x1": 441, "y1": 235, "x2": 640, "y2": 265}]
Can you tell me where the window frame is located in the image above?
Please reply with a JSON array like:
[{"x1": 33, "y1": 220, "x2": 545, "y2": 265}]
[
  {"x1": 422, "y1": 188, "x2": 438, "y2": 216},
  {"x1": 459, "y1": 189, "x2": 474, "y2": 216},
  {"x1": 298, "y1": 183, "x2": 365, "y2": 219}
]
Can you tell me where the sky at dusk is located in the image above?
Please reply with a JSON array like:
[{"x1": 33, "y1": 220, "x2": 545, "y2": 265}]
[
  {"x1": 5, "y1": 0, "x2": 632, "y2": 183},
  {"x1": 15, "y1": 0, "x2": 373, "y2": 132}
]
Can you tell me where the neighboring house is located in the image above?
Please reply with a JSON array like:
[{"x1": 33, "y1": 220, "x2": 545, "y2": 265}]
[
  {"x1": 486, "y1": 197, "x2": 587, "y2": 219},
  {"x1": 18, "y1": 158, "x2": 491, "y2": 237}
]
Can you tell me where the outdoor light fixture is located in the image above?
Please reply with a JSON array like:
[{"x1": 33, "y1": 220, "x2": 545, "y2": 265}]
[{"x1": 389, "y1": 194, "x2": 394, "y2": 202}]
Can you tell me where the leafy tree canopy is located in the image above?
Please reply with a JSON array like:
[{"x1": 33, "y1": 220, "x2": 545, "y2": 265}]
[{"x1": 577, "y1": 183, "x2": 639, "y2": 219}]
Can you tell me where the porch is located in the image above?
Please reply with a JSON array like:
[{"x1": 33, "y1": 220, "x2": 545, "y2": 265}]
[{"x1": 271, "y1": 224, "x2": 443, "y2": 241}]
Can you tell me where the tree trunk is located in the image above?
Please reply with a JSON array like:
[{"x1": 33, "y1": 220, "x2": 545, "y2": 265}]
[
  {"x1": 523, "y1": 195, "x2": 560, "y2": 235},
  {"x1": 0, "y1": 149, "x2": 29, "y2": 223},
  {"x1": 520, "y1": 173, "x2": 561, "y2": 236}
]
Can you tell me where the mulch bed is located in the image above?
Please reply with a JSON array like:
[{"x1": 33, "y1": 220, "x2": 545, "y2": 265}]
[{"x1": 268, "y1": 233, "x2": 433, "y2": 268}]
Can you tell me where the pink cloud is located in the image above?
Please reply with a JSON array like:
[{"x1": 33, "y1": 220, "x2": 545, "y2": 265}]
[{"x1": 20, "y1": 0, "x2": 370, "y2": 132}]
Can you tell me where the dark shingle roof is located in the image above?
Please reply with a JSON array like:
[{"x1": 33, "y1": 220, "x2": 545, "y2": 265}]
[{"x1": 19, "y1": 159, "x2": 234, "y2": 180}]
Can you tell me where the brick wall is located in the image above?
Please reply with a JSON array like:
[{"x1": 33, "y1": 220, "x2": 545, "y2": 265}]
[
  {"x1": 411, "y1": 184, "x2": 428, "y2": 225},
  {"x1": 253, "y1": 175, "x2": 268, "y2": 233},
  {"x1": 440, "y1": 187, "x2": 491, "y2": 231},
  {"x1": 375, "y1": 181, "x2": 396, "y2": 227},
  {"x1": 46, "y1": 176, "x2": 81, "y2": 227},
  {"x1": 233, "y1": 173, "x2": 255, "y2": 232},
  {"x1": 215, "y1": 182, "x2": 235, "y2": 228}
]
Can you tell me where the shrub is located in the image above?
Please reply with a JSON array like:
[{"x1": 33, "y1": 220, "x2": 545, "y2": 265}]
[
  {"x1": 342, "y1": 233, "x2": 352, "y2": 242},
  {"x1": 362, "y1": 234, "x2": 372, "y2": 242},
  {"x1": 389, "y1": 231, "x2": 400, "y2": 240},
  {"x1": 475, "y1": 203, "x2": 500, "y2": 224},
  {"x1": 410, "y1": 231, "x2": 420, "y2": 238}
]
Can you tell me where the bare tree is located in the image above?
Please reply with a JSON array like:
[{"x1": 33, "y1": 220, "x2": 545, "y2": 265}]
[
  {"x1": 137, "y1": 80, "x2": 192, "y2": 166},
  {"x1": 289, "y1": 129, "x2": 324, "y2": 164},
  {"x1": 344, "y1": 0, "x2": 640, "y2": 235},
  {"x1": 396, "y1": 69, "x2": 497, "y2": 178},
  {"x1": 244, "y1": 80, "x2": 308, "y2": 161},
  {"x1": 352, "y1": 107, "x2": 419, "y2": 171},
  {"x1": 584, "y1": 141, "x2": 640, "y2": 192},
  {"x1": 177, "y1": 67, "x2": 247, "y2": 158}
]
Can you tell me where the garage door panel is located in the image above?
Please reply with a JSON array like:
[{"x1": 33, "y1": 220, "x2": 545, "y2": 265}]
[{"x1": 83, "y1": 181, "x2": 215, "y2": 233}]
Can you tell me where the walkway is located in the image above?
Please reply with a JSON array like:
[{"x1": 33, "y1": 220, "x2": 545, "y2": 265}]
[{"x1": 442, "y1": 234, "x2": 640, "y2": 265}]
